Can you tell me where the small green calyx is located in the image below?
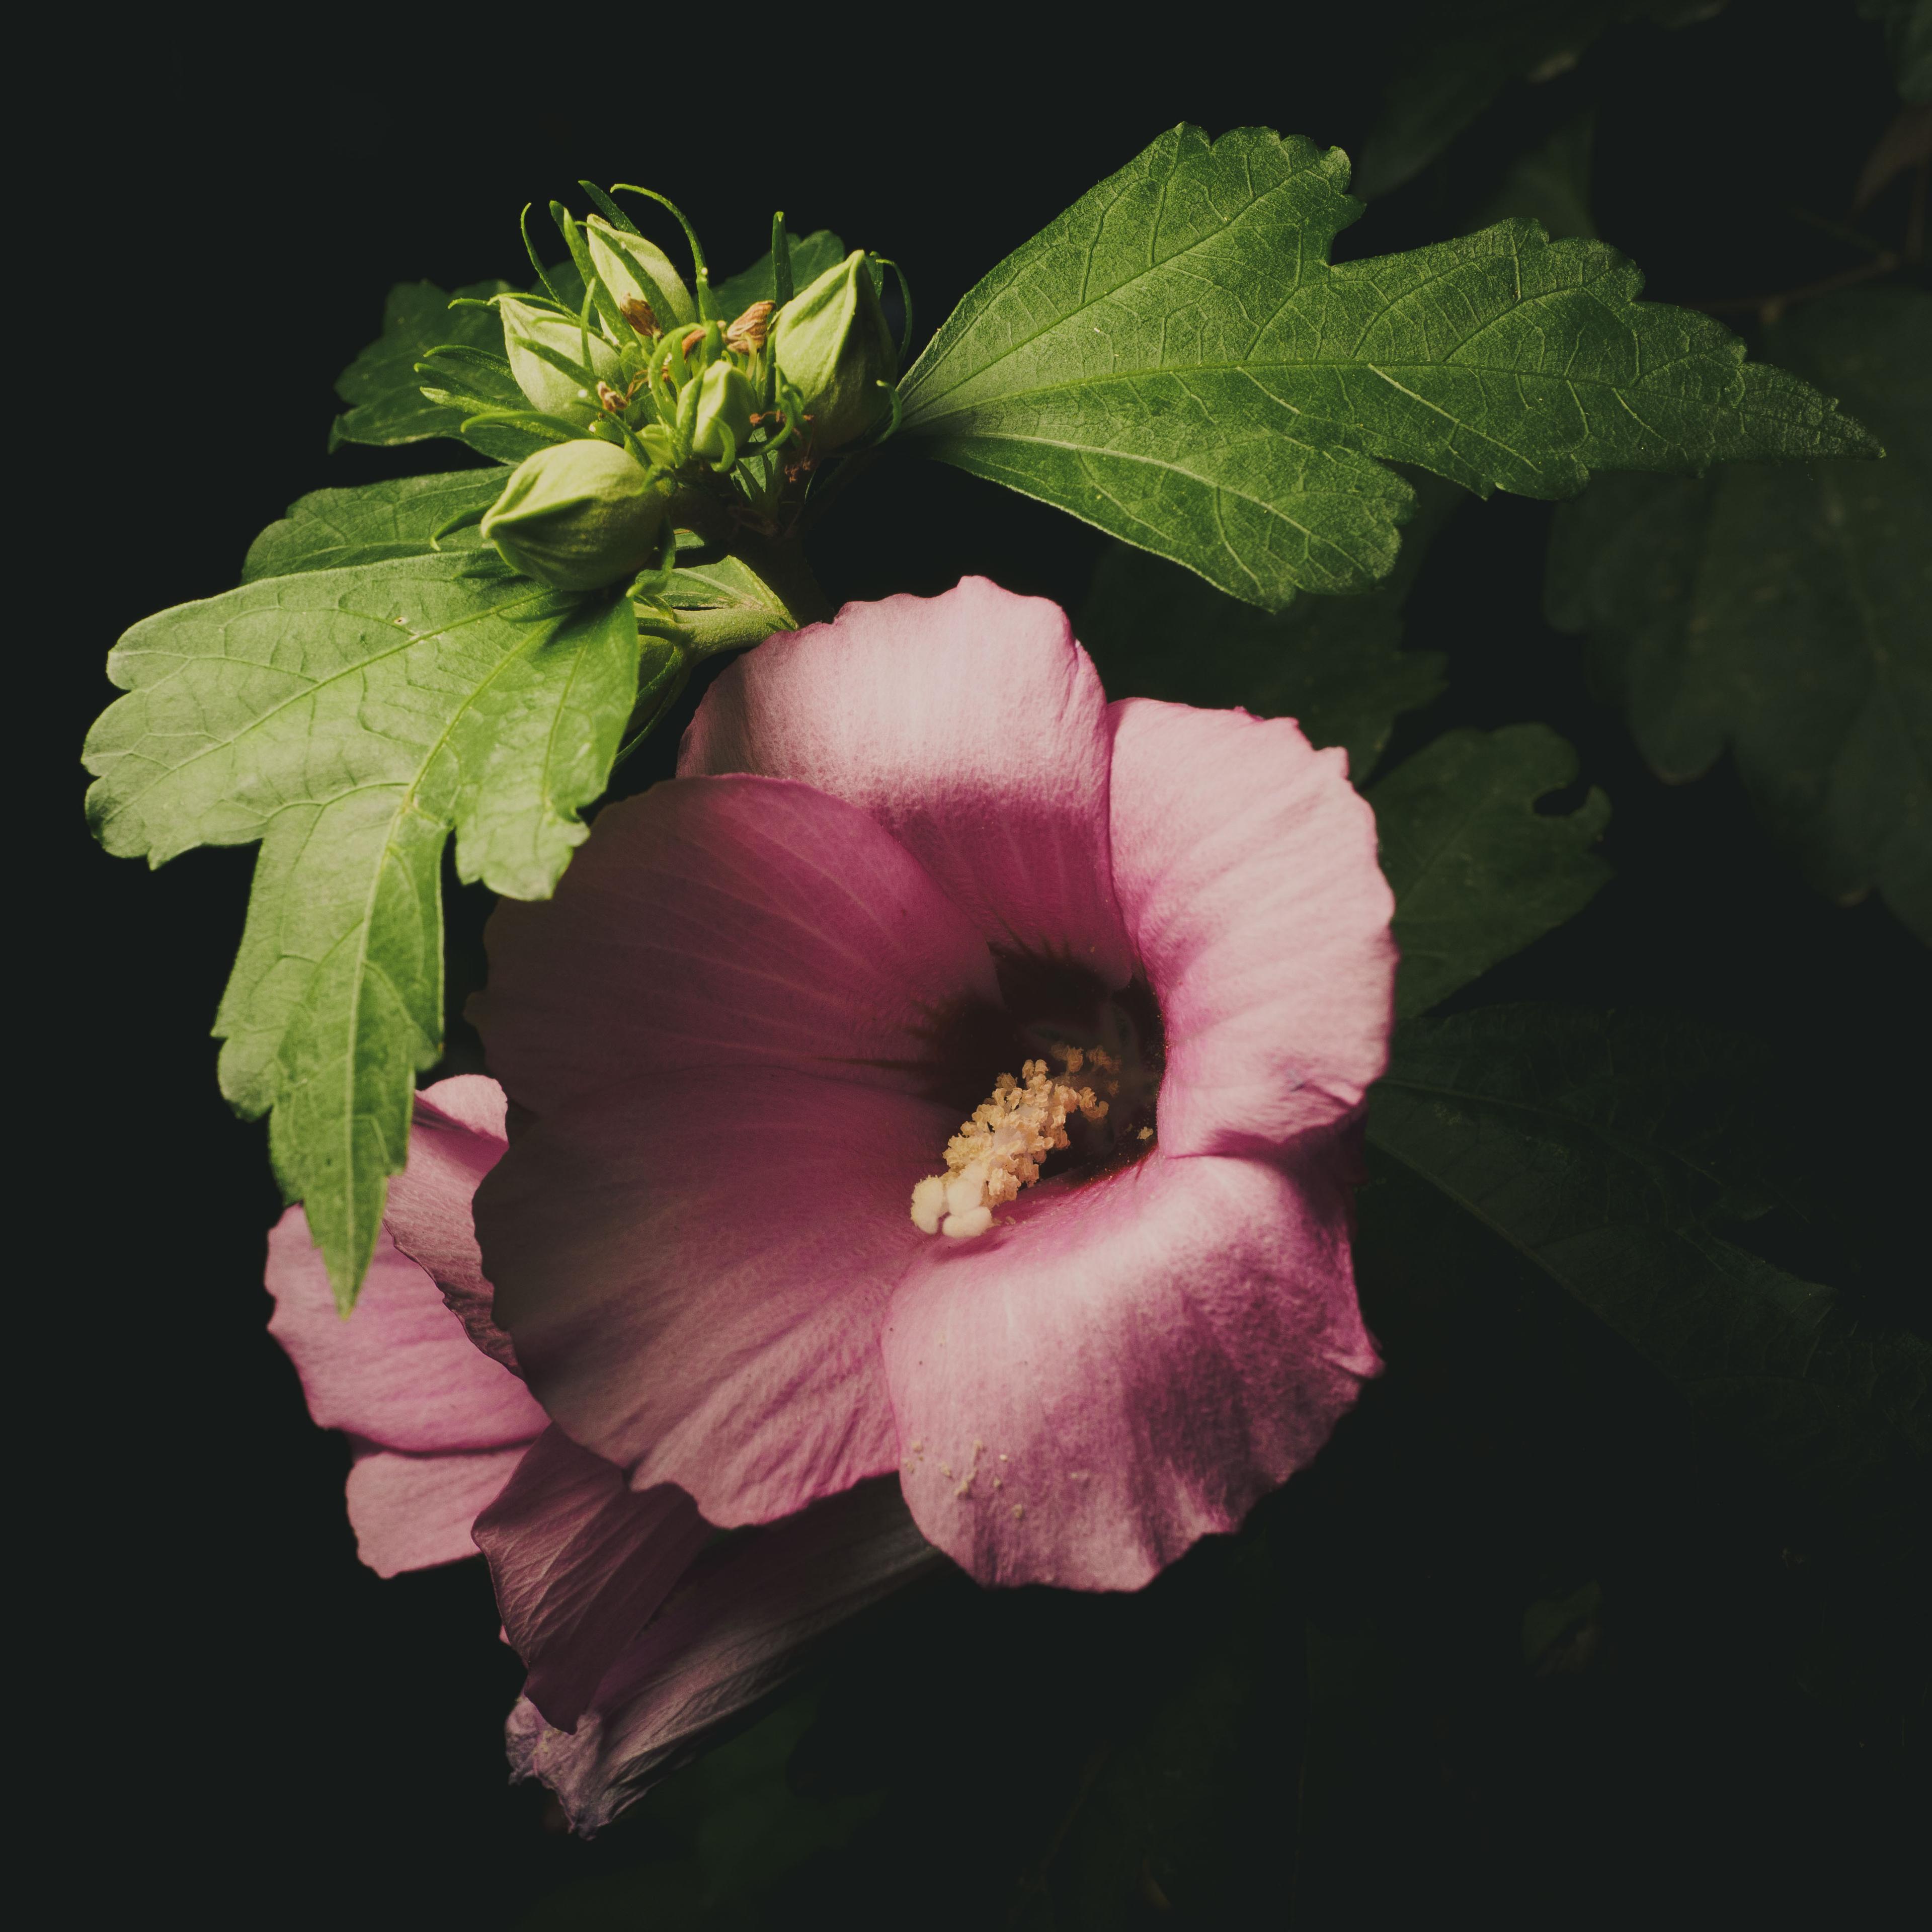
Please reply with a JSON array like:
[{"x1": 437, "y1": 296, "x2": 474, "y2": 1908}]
[
  {"x1": 500, "y1": 296, "x2": 621, "y2": 424},
  {"x1": 481, "y1": 441, "x2": 669, "y2": 591},
  {"x1": 771, "y1": 251, "x2": 899, "y2": 453},
  {"x1": 692, "y1": 360, "x2": 758, "y2": 467},
  {"x1": 587, "y1": 216, "x2": 695, "y2": 335}
]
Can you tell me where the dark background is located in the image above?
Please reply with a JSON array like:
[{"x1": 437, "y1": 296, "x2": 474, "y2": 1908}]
[{"x1": 41, "y1": 5, "x2": 1921, "y2": 1924}]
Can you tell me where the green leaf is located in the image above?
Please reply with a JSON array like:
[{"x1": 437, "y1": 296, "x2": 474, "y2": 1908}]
[
  {"x1": 1547, "y1": 289, "x2": 1930, "y2": 940},
  {"x1": 1860, "y1": 0, "x2": 1932, "y2": 100},
  {"x1": 329, "y1": 278, "x2": 516, "y2": 453},
  {"x1": 900, "y1": 125, "x2": 1877, "y2": 613},
  {"x1": 1354, "y1": 0, "x2": 1722, "y2": 199},
  {"x1": 1474, "y1": 112, "x2": 1599, "y2": 242},
  {"x1": 1371, "y1": 723, "x2": 1612, "y2": 1016},
  {"x1": 1369, "y1": 1005, "x2": 1931, "y2": 1510},
  {"x1": 711, "y1": 228, "x2": 847, "y2": 317},
  {"x1": 84, "y1": 555, "x2": 639, "y2": 1304},
  {"x1": 1075, "y1": 471, "x2": 1460, "y2": 780},
  {"x1": 240, "y1": 471, "x2": 502, "y2": 582}
]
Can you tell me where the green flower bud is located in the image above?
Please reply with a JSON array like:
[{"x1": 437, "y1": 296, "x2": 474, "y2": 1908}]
[
  {"x1": 480, "y1": 441, "x2": 668, "y2": 591},
  {"x1": 771, "y1": 251, "x2": 899, "y2": 452},
  {"x1": 586, "y1": 216, "x2": 696, "y2": 337},
  {"x1": 498, "y1": 297, "x2": 622, "y2": 425},
  {"x1": 691, "y1": 360, "x2": 757, "y2": 465},
  {"x1": 637, "y1": 423, "x2": 679, "y2": 468}
]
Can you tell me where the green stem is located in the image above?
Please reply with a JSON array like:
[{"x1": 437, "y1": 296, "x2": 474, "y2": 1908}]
[{"x1": 725, "y1": 528, "x2": 833, "y2": 627}]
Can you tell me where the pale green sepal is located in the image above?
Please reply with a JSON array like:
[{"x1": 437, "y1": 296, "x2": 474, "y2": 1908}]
[
  {"x1": 587, "y1": 216, "x2": 695, "y2": 332},
  {"x1": 499, "y1": 297, "x2": 621, "y2": 423},
  {"x1": 691, "y1": 361, "x2": 757, "y2": 465}
]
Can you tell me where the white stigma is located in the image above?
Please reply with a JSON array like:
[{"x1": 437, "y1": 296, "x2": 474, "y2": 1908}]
[{"x1": 910, "y1": 1046, "x2": 1116, "y2": 1239}]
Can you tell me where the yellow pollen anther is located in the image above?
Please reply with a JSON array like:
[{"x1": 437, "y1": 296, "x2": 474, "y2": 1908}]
[{"x1": 910, "y1": 1046, "x2": 1116, "y2": 1239}]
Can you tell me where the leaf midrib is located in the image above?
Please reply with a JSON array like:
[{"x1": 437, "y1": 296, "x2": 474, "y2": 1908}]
[
  {"x1": 320, "y1": 595, "x2": 583, "y2": 1258},
  {"x1": 907, "y1": 348, "x2": 1754, "y2": 440}
]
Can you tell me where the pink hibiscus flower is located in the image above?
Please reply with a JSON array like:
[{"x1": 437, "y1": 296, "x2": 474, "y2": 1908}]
[
  {"x1": 264, "y1": 577, "x2": 1393, "y2": 1825},
  {"x1": 470, "y1": 576, "x2": 1395, "y2": 1593},
  {"x1": 266, "y1": 1077, "x2": 939, "y2": 1829}
]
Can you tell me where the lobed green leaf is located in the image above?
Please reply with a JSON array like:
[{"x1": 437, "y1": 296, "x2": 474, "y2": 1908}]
[
  {"x1": 901, "y1": 125, "x2": 1878, "y2": 612},
  {"x1": 84, "y1": 555, "x2": 640, "y2": 1303}
]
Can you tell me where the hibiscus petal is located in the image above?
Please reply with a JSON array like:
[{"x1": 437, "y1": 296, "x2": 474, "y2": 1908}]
[
  {"x1": 385, "y1": 1076, "x2": 518, "y2": 1372},
  {"x1": 474, "y1": 775, "x2": 999, "y2": 1116},
  {"x1": 265, "y1": 1206, "x2": 546, "y2": 1453},
  {"x1": 473, "y1": 1426, "x2": 710, "y2": 1732},
  {"x1": 680, "y1": 578, "x2": 1135, "y2": 983},
  {"x1": 1106, "y1": 699, "x2": 1396, "y2": 1156},
  {"x1": 881, "y1": 1147, "x2": 1378, "y2": 1591},
  {"x1": 507, "y1": 1478, "x2": 947, "y2": 1834},
  {"x1": 345, "y1": 1442, "x2": 527, "y2": 1578},
  {"x1": 475, "y1": 1069, "x2": 950, "y2": 1527}
]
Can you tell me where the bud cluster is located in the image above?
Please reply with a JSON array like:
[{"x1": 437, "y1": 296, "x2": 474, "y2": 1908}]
[{"x1": 450, "y1": 190, "x2": 903, "y2": 593}]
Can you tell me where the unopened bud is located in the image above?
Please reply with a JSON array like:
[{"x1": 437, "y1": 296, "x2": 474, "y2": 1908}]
[
  {"x1": 725, "y1": 300, "x2": 775, "y2": 355},
  {"x1": 480, "y1": 441, "x2": 668, "y2": 591},
  {"x1": 691, "y1": 360, "x2": 757, "y2": 465},
  {"x1": 771, "y1": 251, "x2": 898, "y2": 452},
  {"x1": 499, "y1": 297, "x2": 621, "y2": 425},
  {"x1": 587, "y1": 216, "x2": 695, "y2": 335}
]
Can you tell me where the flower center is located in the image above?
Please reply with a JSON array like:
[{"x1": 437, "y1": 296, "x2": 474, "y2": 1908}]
[{"x1": 910, "y1": 1046, "x2": 1119, "y2": 1239}]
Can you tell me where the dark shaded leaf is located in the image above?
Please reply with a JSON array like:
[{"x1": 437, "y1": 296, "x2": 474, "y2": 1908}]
[
  {"x1": 1372, "y1": 723, "x2": 1612, "y2": 1014},
  {"x1": 711, "y1": 229, "x2": 847, "y2": 317},
  {"x1": 329, "y1": 277, "x2": 516, "y2": 453},
  {"x1": 1356, "y1": 0, "x2": 1723, "y2": 198},
  {"x1": 1369, "y1": 1005, "x2": 1931, "y2": 1515},
  {"x1": 1859, "y1": 0, "x2": 1932, "y2": 100},
  {"x1": 1547, "y1": 288, "x2": 1931, "y2": 939},
  {"x1": 1474, "y1": 112, "x2": 1599, "y2": 239},
  {"x1": 1075, "y1": 471, "x2": 1461, "y2": 780}
]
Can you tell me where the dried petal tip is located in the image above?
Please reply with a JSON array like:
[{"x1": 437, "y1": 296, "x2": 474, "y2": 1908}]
[
  {"x1": 909, "y1": 1048, "x2": 1114, "y2": 1240},
  {"x1": 726, "y1": 301, "x2": 775, "y2": 354},
  {"x1": 619, "y1": 297, "x2": 660, "y2": 338}
]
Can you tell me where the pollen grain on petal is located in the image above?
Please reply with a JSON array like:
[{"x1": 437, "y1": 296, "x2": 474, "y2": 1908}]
[{"x1": 907, "y1": 1046, "x2": 1116, "y2": 1239}]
